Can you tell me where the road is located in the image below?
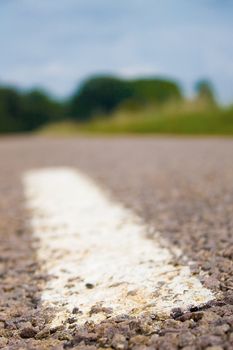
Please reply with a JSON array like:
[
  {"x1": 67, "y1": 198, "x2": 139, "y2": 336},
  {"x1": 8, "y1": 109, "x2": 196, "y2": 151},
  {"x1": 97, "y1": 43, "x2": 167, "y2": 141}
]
[{"x1": 0, "y1": 136, "x2": 232, "y2": 349}]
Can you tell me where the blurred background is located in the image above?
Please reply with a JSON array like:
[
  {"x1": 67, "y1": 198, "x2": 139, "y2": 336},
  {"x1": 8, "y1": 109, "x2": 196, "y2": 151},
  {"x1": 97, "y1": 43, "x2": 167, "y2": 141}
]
[{"x1": 0, "y1": 0, "x2": 232, "y2": 135}]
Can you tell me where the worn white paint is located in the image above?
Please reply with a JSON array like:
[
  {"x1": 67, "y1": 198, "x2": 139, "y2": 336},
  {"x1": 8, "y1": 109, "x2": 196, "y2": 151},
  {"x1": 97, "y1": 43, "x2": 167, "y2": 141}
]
[{"x1": 23, "y1": 168, "x2": 214, "y2": 326}]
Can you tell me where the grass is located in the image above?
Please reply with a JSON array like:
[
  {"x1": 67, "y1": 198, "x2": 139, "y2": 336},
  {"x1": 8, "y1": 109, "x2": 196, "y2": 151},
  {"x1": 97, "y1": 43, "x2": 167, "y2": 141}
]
[{"x1": 39, "y1": 102, "x2": 233, "y2": 136}]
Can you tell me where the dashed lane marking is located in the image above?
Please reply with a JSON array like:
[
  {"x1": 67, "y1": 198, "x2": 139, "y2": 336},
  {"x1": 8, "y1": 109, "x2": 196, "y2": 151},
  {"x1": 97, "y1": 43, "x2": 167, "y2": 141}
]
[{"x1": 23, "y1": 168, "x2": 214, "y2": 326}]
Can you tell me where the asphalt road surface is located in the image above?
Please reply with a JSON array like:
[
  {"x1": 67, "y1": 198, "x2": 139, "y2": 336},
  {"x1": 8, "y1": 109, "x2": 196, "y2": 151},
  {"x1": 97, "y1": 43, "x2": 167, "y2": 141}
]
[{"x1": 0, "y1": 136, "x2": 233, "y2": 350}]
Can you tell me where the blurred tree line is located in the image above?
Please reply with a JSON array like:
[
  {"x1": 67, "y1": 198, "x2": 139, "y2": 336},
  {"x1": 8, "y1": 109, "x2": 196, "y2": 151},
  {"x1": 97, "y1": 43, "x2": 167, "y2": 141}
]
[
  {"x1": 70, "y1": 77, "x2": 183, "y2": 120},
  {"x1": 0, "y1": 87, "x2": 63, "y2": 133},
  {"x1": 0, "y1": 76, "x2": 216, "y2": 133}
]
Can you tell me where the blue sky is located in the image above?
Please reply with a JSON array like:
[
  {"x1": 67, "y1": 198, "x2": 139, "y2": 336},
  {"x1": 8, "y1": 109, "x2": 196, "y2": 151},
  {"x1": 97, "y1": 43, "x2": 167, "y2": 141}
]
[{"x1": 0, "y1": 0, "x2": 232, "y2": 103}]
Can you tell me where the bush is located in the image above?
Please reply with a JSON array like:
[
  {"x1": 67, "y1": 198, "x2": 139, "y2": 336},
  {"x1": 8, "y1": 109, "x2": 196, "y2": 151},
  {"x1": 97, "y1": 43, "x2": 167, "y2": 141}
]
[
  {"x1": 69, "y1": 75, "x2": 183, "y2": 121},
  {"x1": 69, "y1": 76, "x2": 133, "y2": 120},
  {"x1": 0, "y1": 86, "x2": 64, "y2": 133},
  {"x1": 195, "y1": 80, "x2": 216, "y2": 106},
  {"x1": 129, "y1": 78, "x2": 182, "y2": 105},
  {"x1": 0, "y1": 87, "x2": 23, "y2": 132},
  {"x1": 20, "y1": 90, "x2": 63, "y2": 131}
]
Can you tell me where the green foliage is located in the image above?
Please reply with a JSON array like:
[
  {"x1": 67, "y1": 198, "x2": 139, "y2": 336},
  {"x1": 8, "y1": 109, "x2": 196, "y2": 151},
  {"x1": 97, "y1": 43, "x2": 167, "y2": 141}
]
[
  {"x1": 69, "y1": 75, "x2": 182, "y2": 121},
  {"x1": 20, "y1": 90, "x2": 63, "y2": 131},
  {"x1": 128, "y1": 78, "x2": 182, "y2": 105},
  {"x1": 40, "y1": 104, "x2": 233, "y2": 136},
  {"x1": 69, "y1": 76, "x2": 133, "y2": 120},
  {"x1": 195, "y1": 80, "x2": 216, "y2": 106},
  {"x1": 0, "y1": 87, "x2": 23, "y2": 132},
  {"x1": 0, "y1": 75, "x2": 232, "y2": 136},
  {"x1": 0, "y1": 86, "x2": 64, "y2": 133}
]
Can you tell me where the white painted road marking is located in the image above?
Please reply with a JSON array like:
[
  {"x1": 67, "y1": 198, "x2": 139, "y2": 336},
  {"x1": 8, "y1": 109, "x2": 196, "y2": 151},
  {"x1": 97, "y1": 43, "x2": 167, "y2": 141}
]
[{"x1": 23, "y1": 168, "x2": 214, "y2": 326}]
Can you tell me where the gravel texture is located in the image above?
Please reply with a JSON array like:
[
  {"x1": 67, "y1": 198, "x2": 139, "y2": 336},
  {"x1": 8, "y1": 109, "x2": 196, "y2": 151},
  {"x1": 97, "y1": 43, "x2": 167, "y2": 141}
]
[{"x1": 0, "y1": 136, "x2": 232, "y2": 349}]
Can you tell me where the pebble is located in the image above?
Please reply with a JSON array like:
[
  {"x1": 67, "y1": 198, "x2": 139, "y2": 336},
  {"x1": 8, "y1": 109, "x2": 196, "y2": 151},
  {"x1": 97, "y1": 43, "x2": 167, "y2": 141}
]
[
  {"x1": 19, "y1": 327, "x2": 37, "y2": 339},
  {"x1": 111, "y1": 334, "x2": 128, "y2": 350}
]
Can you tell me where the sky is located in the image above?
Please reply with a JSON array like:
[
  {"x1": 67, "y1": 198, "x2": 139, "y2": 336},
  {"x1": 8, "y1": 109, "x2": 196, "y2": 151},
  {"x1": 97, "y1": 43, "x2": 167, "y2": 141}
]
[{"x1": 0, "y1": 0, "x2": 233, "y2": 103}]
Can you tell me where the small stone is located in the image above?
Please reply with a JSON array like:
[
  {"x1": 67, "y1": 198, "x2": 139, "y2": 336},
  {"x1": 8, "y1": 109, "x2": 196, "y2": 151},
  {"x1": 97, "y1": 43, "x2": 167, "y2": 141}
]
[
  {"x1": 214, "y1": 324, "x2": 230, "y2": 335},
  {"x1": 224, "y1": 292, "x2": 233, "y2": 305},
  {"x1": 178, "y1": 312, "x2": 203, "y2": 322},
  {"x1": 57, "y1": 331, "x2": 72, "y2": 341},
  {"x1": 35, "y1": 327, "x2": 50, "y2": 339},
  {"x1": 4, "y1": 320, "x2": 17, "y2": 330},
  {"x1": 20, "y1": 327, "x2": 37, "y2": 339},
  {"x1": 89, "y1": 305, "x2": 113, "y2": 316},
  {"x1": 148, "y1": 334, "x2": 159, "y2": 345},
  {"x1": 179, "y1": 332, "x2": 195, "y2": 347},
  {"x1": 163, "y1": 319, "x2": 183, "y2": 329},
  {"x1": 204, "y1": 277, "x2": 220, "y2": 290},
  {"x1": 171, "y1": 307, "x2": 183, "y2": 319},
  {"x1": 0, "y1": 337, "x2": 8, "y2": 348},
  {"x1": 67, "y1": 317, "x2": 76, "y2": 324},
  {"x1": 201, "y1": 311, "x2": 220, "y2": 323},
  {"x1": 0, "y1": 315, "x2": 7, "y2": 323},
  {"x1": 111, "y1": 334, "x2": 128, "y2": 350},
  {"x1": 85, "y1": 283, "x2": 94, "y2": 289},
  {"x1": 72, "y1": 307, "x2": 82, "y2": 314},
  {"x1": 130, "y1": 335, "x2": 148, "y2": 346}
]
